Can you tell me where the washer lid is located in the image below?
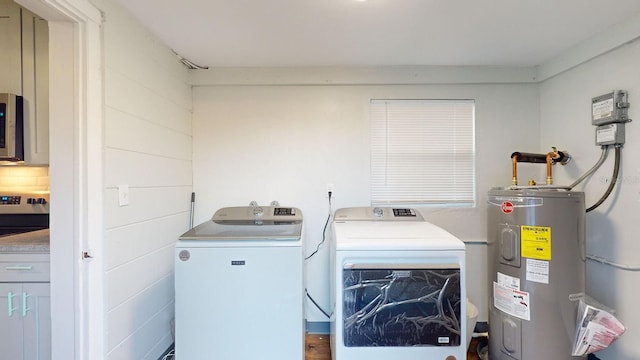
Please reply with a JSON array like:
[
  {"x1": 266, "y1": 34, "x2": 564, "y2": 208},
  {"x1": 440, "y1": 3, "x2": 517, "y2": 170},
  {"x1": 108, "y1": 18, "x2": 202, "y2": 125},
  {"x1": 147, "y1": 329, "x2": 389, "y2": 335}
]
[{"x1": 179, "y1": 206, "x2": 303, "y2": 240}]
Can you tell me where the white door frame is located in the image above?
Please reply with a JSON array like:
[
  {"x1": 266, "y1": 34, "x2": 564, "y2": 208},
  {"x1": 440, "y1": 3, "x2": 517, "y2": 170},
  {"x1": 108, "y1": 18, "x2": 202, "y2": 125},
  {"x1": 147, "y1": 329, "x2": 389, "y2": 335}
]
[{"x1": 14, "y1": 0, "x2": 104, "y2": 359}]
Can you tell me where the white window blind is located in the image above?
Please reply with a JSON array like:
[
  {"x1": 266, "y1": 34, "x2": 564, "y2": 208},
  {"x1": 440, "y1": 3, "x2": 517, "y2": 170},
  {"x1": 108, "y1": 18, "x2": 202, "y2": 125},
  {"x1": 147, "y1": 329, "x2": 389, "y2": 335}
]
[{"x1": 370, "y1": 99, "x2": 475, "y2": 206}]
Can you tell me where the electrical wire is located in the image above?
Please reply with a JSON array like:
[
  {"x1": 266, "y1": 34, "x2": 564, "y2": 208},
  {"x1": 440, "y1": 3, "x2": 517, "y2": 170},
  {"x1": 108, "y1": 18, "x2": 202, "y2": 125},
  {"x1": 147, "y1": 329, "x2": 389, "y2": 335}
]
[
  {"x1": 583, "y1": 148, "x2": 640, "y2": 270},
  {"x1": 305, "y1": 288, "x2": 331, "y2": 318},
  {"x1": 303, "y1": 191, "x2": 333, "y2": 319},
  {"x1": 586, "y1": 254, "x2": 640, "y2": 271},
  {"x1": 305, "y1": 192, "x2": 332, "y2": 260},
  {"x1": 171, "y1": 49, "x2": 209, "y2": 70},
  {"x1": 568, "y1": 146, "x2": 609, "y2": 190},
  {"x1": 586, "y1": 146, "x2": 621, "y2": 212}
]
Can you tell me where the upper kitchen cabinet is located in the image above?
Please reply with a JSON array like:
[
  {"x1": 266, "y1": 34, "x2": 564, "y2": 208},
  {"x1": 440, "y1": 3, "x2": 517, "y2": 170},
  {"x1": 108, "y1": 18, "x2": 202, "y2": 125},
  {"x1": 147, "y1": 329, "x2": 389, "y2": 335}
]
[
  {"x1": 0, "y1": 0, "x2": 22, "y2": 95},
  {"x1": 0, "y1": 0, "x2": 49, "y2": 165},
  {"x1": 21, "y1": 7, "x2": 49, "y2": 165}
]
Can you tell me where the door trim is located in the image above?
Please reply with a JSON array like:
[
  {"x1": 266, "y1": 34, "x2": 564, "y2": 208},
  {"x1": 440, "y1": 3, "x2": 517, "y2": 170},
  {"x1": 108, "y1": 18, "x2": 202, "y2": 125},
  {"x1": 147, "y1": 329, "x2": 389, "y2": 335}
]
[{"x1": 14, "y1": 0, "x2": 104, "y2": 359}]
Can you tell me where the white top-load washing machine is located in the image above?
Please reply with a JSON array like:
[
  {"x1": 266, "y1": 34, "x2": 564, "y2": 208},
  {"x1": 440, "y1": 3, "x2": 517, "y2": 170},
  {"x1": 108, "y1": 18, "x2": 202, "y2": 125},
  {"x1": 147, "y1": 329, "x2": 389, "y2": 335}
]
[
  {"x1": 330, "y1": 207, "x2": 467, "y2": 360},
  {"x1": 175, "y1": 205, "x2": 304, "y2": 360}
]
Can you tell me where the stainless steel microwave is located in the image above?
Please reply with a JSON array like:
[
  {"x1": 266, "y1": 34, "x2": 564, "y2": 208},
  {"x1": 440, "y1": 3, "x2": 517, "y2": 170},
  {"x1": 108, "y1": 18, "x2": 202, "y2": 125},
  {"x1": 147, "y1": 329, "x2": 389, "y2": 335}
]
[{"x1": 0, "y1": 93, "x2": 24, "y2": 162}]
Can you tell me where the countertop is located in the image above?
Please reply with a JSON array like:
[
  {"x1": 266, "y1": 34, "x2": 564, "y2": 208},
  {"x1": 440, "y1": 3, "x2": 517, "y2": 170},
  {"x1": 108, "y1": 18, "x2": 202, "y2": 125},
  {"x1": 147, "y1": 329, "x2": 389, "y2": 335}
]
[{"x1": 0, "y1": 229, "x2": 50, "y2": 253}]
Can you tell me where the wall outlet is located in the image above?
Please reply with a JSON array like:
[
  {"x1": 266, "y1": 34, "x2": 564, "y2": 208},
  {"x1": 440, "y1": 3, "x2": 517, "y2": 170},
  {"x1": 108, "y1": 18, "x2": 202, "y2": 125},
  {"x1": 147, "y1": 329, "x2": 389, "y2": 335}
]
[
  {"x1": 326, "y1": 183, "x2": 334, "y2": 194},
  {"x1": 118, "y1": 184, "x2": 129, "y2": 206}
]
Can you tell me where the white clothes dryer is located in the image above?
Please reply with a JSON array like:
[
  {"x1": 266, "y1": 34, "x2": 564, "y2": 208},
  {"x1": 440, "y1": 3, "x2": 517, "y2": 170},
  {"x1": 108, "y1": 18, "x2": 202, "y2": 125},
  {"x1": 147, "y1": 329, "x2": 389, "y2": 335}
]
[
  {"x1": 330, "y1": 207, "x2": 466, "y2": 360},
  {"x1": 175, "y1": 205, "x2": 304, "y2": 360}
]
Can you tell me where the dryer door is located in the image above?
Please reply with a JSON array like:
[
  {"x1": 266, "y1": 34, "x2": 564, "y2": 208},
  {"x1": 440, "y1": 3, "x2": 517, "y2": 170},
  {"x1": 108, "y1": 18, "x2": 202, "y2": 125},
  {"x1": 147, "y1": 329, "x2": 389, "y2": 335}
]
[{"x1": 342, "y1": 263, "x2": 462, "y2": 347}]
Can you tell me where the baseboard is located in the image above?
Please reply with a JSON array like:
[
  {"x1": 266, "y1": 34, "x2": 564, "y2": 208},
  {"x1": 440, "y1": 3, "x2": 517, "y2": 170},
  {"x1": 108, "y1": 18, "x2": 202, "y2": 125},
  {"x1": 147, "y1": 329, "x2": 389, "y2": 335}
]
[{"x1": 305, "y1": 320, "x2": 330, "y2": 334}]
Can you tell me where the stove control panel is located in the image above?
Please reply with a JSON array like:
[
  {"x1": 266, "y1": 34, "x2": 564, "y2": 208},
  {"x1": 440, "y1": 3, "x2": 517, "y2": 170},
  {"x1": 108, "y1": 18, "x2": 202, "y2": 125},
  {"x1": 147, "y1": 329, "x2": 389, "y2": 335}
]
[
  {"x1": 27, "y1": 197, "x2": 47, "y2": 204},
  {"x1": 0, "y1": 196, "x2": 48, "y2": 205},
  {"x1": 0, "y1": 195, "x2": 21, "y2": 205},
  {"x1": 0, "y1": 193, "x2": 49, "y2": 214}
]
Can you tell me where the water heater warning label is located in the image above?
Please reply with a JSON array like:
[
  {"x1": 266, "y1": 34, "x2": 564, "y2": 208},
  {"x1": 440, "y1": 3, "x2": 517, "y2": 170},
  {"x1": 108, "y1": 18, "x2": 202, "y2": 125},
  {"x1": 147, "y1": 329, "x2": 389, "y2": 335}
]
[
  {"x1": 494, "y1": 282, "x2": 531, "y2": 321},
  {"x1": 521, "y1": 225, "x2": 551, "y2": 260}
]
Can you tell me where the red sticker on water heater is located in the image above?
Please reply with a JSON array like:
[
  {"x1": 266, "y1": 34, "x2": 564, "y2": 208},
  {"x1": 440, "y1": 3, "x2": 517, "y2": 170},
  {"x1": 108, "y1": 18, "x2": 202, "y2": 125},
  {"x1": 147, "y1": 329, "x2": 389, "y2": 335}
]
[{"x1": 501, "y1": 201, "x2": 514, "y2": 214}]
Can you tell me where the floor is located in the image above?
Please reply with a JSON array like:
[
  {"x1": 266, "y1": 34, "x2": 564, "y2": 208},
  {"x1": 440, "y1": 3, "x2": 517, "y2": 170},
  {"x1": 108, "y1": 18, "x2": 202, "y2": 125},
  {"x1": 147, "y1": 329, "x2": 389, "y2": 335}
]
[
  {"x1": 164, "y1": 334, "x2": 484, "y2": 359},
  {"x1": 305, "y1": 333, "x2": 484, "y2": 360}
]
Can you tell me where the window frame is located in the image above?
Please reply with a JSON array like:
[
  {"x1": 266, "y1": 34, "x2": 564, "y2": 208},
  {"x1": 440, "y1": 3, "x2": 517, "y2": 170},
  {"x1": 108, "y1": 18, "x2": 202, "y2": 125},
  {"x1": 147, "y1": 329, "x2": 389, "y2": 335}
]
[{"x1": 369, "y1": 99, "x2": 476, "y2": 207}]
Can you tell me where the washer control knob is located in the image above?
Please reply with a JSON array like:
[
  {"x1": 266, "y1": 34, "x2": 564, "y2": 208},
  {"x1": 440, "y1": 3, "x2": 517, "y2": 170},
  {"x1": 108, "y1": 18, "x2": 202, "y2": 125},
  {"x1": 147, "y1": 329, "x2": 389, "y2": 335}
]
[{"x1": 373, "y1": 207, "x2": 384, "y2": 217}]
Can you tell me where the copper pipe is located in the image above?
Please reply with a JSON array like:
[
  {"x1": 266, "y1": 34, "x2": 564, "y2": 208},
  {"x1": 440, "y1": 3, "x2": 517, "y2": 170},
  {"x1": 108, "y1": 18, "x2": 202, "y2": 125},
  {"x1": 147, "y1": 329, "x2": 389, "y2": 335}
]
[
  {"x1": 511, "y1": 154, "x2": 519, "y2": 185},
  {"x1": 511, "y1": 148, "x2": 569, "y2": 186},
  {"x1": 546, "y1": 152, "x2": 554, "y2": 184}
]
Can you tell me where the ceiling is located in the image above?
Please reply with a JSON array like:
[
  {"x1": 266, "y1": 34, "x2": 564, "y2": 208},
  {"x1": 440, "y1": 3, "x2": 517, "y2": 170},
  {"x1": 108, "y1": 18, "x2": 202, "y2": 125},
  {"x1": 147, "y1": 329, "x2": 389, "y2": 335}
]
[{"x1": 111, "y1": 0, "x2": 640, "y2": 69}]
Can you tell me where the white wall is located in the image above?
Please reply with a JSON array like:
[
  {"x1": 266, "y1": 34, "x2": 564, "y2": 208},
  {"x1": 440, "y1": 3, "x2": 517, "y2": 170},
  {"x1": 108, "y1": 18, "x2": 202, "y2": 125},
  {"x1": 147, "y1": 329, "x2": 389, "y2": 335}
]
[
  {"x1": 90, "y1": 0, "x2": 192, "y2": 358},
  {"x1": 192, "y1": 82, "x2": 539, "y2": 323},
  {"x1": 539, "y1": 39, "x2": 640, "y2": 360}
]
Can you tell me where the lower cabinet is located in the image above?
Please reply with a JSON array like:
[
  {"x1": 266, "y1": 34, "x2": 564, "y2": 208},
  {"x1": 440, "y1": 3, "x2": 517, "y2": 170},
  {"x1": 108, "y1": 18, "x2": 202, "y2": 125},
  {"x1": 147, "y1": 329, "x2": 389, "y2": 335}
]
[
  {"x1": 0, "y1": 257, "x2": 50, "y2": 360},
  {"x1": 0, "y1": 283, "x2": 50, "y2": 359}
]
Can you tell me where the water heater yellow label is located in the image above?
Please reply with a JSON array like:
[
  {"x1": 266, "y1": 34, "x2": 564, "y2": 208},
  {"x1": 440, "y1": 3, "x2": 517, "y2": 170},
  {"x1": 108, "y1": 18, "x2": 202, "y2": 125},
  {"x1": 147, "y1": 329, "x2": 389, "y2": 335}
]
[{"x1": 520, "y1": 225, "x2": 551, "y2": 260}]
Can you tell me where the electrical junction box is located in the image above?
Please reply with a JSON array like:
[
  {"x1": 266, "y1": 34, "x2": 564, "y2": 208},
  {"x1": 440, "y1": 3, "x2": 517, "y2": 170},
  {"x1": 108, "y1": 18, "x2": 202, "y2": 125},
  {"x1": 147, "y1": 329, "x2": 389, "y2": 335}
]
[
  {"x1": 595, "y1": 123, "x2": 625, "y2": 146},
  {"x1": 592, "y1": 90, "x2": 630, "y2": 125}
]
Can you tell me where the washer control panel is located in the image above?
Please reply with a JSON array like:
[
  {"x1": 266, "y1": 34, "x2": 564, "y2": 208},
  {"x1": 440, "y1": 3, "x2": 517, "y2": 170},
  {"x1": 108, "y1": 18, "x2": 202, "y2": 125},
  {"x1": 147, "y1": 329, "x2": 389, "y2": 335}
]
[
  {"x1": 392, "y1": 208, "x2": 417, "y2": 217},
  {"x1": 274, "y1": 207, "x2": 296, "y2": 216}
]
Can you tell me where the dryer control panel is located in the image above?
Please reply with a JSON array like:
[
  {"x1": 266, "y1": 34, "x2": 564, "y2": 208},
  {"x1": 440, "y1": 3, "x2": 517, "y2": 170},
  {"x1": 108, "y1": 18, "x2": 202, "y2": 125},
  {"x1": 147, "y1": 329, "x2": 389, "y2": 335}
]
[{"x1": 334, "y1": 207, "x2": 424, "y2": 221}]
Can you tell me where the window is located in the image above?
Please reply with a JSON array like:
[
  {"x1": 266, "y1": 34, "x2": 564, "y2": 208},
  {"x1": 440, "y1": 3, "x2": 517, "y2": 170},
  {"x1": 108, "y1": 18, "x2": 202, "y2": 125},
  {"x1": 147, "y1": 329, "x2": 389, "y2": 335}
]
[{"x1": 370, "y1": 99, "x2": 475, "y2": 206}]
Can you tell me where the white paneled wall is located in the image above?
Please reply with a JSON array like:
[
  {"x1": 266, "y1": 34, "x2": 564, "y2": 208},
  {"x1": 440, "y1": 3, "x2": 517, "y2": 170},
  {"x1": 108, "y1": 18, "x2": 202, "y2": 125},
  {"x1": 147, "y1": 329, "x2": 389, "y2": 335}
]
[
  {"x1": 192, "y1": 84, "x2": 540, "y2": 323},
  {"x1": 91, "y1": 0, "x2": 192, "y2": 359},
  {"x1": 539, "y1": 39, "x2": 640, "y2": 360}
]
